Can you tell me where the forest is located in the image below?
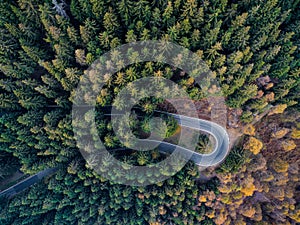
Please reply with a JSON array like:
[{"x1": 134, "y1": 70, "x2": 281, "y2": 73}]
[{"x1": 0, "y1": 0, "x2": 299, "y2": 224}]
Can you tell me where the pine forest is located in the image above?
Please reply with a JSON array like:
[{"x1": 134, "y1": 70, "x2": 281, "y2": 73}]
[{"x1": 0, "y1": 0, "x2": 299, "y2": 224}]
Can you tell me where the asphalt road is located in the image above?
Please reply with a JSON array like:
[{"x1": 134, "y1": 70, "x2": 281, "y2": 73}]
[
  {"x1": 106, "y1": 108, "x2": 230, "y2": 167},
  {"x1": 0, "y1": 168, "x2": 57, "y2": 198},
  {"x1": 162, "y1": 112, "x2": 230, "y2": 167}
]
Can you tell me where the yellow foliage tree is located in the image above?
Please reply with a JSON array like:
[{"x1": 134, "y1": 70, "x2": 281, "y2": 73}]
[
  {"x1": 232, "y1": 191, "x2": 243, "y2": 200},
  {"x1": 220, "y1": 194, "x2": 232, "y2": 204},
  {"x1": 214, "y1": 212, "x2": 227, "y2": 225},
  {"x1": 158, "y1": 206, "x2": 167, "y2": 215},
  {"x1": 240, "y1": 205, "x2": 256, "y2": 218},
  {"x1": 198, "y1": 195, "x2": 207, "y2": 203},
  {"x1": 271, "y1": 159, "x2": 289, "y2": 173},
  {"x1": 243, "y1": 124, "x2": 256, "y2": 136},
  {"x1": 268, "y1": 104, "x2": 287, "y2": 115},
  {"x1": 240, "y1": 183, "x2": 256, "y2": 196},
  {"x1": 282, "y1": 140, "x2": 296, "y2": 151},
  {"x1": 272, "y1": 128, "x2": 290, "y2": 139},
  {"x1": 206, "y1": 210, "x2": 215, "y2": 219},
  {"x1": 244, "y1": 137, "x2": 263, "y2": 155},
  {"x1": 218, "y1": 185, "x2": 232, "y2": 194},
  {"x1": 289, "y1": 209, "x2": 300, "y2": 223},
  {"x1": 291, "y1": 128, "x2": 300, "y2": 139}
]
